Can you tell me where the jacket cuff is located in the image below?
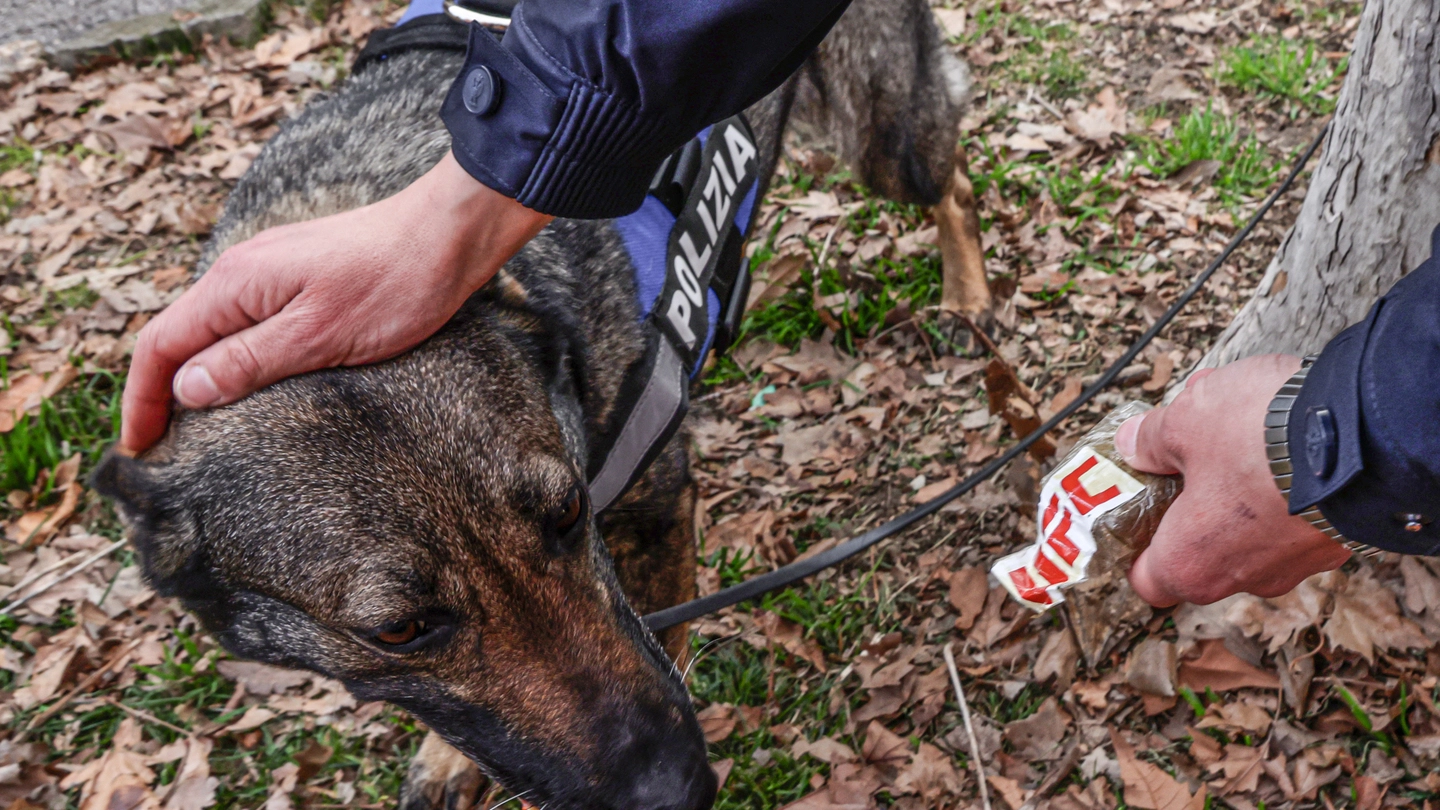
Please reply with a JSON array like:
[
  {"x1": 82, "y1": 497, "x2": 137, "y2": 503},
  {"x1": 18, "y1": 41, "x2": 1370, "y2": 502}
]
[
  {"x1": 1289, "y1": 225, "x2": 1440, "y2": 555},
  {"x1": 441, "y1": 22, "x2": 680, "y2": 219}
]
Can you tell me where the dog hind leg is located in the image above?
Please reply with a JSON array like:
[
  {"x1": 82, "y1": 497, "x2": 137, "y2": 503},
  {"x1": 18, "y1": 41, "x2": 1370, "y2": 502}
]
[
  {"x1": 935, "y1": 140, "x2": 993, "y2": 347},
  {"x1": 399, "y1": 731, "x2": 484, "y2": 810}
]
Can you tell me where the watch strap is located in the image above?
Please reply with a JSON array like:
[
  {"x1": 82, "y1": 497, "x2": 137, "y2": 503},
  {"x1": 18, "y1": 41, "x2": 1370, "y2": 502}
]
[{"x1": 1265, "y1": 357, "x2": 1382, "y2": 559}]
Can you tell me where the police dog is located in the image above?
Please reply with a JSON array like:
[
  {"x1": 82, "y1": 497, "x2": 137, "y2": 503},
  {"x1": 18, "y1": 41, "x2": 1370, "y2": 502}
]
[{"x1": 92, "y1": 1, "x2": 979, "y2": 808}]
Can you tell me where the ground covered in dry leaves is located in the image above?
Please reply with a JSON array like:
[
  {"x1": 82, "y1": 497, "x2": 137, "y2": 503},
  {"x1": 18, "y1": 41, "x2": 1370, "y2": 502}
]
[{"x1": 0, "y1": 0, "x2": 1431, "y2": 809}]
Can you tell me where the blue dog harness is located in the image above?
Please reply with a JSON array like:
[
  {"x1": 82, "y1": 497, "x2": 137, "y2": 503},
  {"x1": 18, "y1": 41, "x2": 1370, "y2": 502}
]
[
  {"x1": 588, "y1": 117, "x2": 760, "y2": 510},
  {"x1": 359, "y1": 3, "x2": 761, "y2": 510}
]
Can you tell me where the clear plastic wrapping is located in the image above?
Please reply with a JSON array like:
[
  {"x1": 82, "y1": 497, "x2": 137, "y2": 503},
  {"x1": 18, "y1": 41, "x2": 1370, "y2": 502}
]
[{"x1": 992, "y1": 401, "x2": 1183, "y2": 612}]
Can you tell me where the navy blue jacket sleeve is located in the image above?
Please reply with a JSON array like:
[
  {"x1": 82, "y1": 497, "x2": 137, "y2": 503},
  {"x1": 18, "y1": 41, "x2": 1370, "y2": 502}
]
[
  {"x1": 1287, "y1": 224, "x2": 1440, "y2": 554},
  {"x1": 440, "y1": 0, "x2": 851, "y2": 219}
]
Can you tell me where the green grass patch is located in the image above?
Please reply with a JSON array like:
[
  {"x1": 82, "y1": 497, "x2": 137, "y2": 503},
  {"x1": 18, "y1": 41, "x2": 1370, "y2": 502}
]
[
  {"x1": 1219, "y1": 37, "x2": 1346, "y2": 116},
  {"x1": 963, "y1": 4, "x2": 1073, "y2": 50},
  {"x1": 0, "y1": 143, "x2": 36, "y2": 225},
  {"x1": 0, "y1": 370, "x2": 123, "y2": 495},
  {"x1": 690, "y1": 570, "x2": 907, "y2": 810},
  {"x1": 22, "y1": 631, "x2": 418, "y2": 808},
  {"x1": 1136, "y1": 103, "x2": 1276, "y2": 203},
  {"x1": 1009, "y1": 49, "x2": 1089, "y2": 100}
]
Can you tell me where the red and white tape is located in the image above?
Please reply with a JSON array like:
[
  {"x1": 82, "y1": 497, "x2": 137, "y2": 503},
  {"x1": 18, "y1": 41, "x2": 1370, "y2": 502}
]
[{"x1": 992, "y1": 447, "x2": 1144, "y2": 610}]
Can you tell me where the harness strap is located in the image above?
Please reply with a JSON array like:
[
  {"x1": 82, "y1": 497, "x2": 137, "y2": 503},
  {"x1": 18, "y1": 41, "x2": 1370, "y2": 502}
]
[
  {"x1": 588, "y1": 333, "x2": 689, "y2": 512},
  {"x1": 588, "y1": 115, "x2": 760, "y2": 510},
  {"x1": 352, "y1": 13, "x2": 470, "y2": 74}
]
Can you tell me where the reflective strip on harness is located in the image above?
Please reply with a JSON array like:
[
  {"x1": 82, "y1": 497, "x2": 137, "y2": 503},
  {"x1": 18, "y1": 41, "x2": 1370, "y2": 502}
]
[
  {"x1": 588, "y1": 336, "x2": 688, "y2": 512},
  {"x1": 588, "y1": 115, "x2": 760, "y2": 510}
]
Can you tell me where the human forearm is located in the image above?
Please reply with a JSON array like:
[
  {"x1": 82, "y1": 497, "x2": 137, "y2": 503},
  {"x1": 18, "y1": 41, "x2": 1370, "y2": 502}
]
[{"x1": 440, "y1": 0, "x2": 853, "y2": 219}]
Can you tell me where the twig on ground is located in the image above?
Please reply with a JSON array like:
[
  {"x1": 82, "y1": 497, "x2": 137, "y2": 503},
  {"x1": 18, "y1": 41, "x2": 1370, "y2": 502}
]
[
  {"x1": 1, "y1": 547, "x2": 92, "y2": 600},
  {"x1": 944, "y1": 642, "x2": 992, "y2": 810},
  {"x1": 947, "y1": 308, "x2": 1003, "y2": 360},
  {"x1": 100, "y1": 696, "x2": 194, "y2": 737},
  {"x1": 810, "y1": 219, "x2": 847, "y2": 333},
  {"x1": 0, "y1": 539, "x2": 127, "y2": 616},
  {"x1": 20, "y1": 635, "x2": 147, "y2": 739}
]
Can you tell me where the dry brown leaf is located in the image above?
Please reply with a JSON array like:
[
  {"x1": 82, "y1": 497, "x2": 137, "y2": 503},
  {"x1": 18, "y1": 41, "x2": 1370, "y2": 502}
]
[
  {"x1": 1290, "y1": 758, "x2": 1342, "y2": 801},
  {"x1": 1196, "y1": 701, "x2": 1272, "y2": 736},
  {"x1": 1044, "y1": 376, "x2": 1084, "y2": 417},
  {"x1": 1034, "y1": 628, "x2": 1079, "y2": 687},
  {"x1": 1167, "y1": 11, "x2": 1218, "y2": 32},
  {"x1": 12, "y1": 635, "x2": 82, "y2": 709},
  {"x1": 780, "y1": 761, "x2": 881, "y2": 810},
  {"x1": 1188, "y1": 728, "x2": 1222, "y2": 767},
  {"x1": 60, "y1": 718, "x2": 160, "y2": 810},
  {"x1": 1353, "y1": 775, "x2": 1383, "y2": 810},
  {"x1": 224, "y1": 706, "x2": 276, "y2": 734},
  {"x1": 101, "y1": 114, "x2": 172, "y2": 152},
  {"x1": 264, "y1": 762, "x2": 300, "y2": 810},
  {"x1": 1212, "y1": 744, "x2": 1264, "y2": 794},
  {"x1": 792, "y1": 736, "x2": 858, "y2": 764},
  {"x1": 1142, "y1": 354, "x2": 1174, "y2": 392},
  {"x1": 860, "y1": 721, "x2": 909, "y2": 766},
  {"x1": 0, "y1": 373, "x2": 46, "y2": 432},
  {"x1": 696, "y1": 703, "x2": 738, "y2": 744},
  {"x1": 948, "y1": 567, "x2": 988, "y2": 630},
  {"x1": 1004, "y1": 697, "x2": 1071, "y2": 761},
  {"x1": 1126, "y1": 637, "x2": 1178, "y2": 697},
  {"x1": 293, "y1": 738, "x2": 333, "y2": 782},
  {"x1": 710, "y1": 758, "x2": 734, "y2": 792},
  {"x1": 933, "y1": 7, "x2": 966, "y2": 38},
  {"x1": 706, "y1": 510, "x2": 773, "y2": 558},
  {"x1": 913, "y1": 476, "x2": 958, "y2": 503},
  {"x1": 755, "y1": 610, "x2": 827, "y2": 670},
  {"x1": 1324, "y1": 569, "x2": 1430, "y2": 662},
  {"x1": 163, "y1": 737, "x2": 217, "y2": 810},
  {"x1": 987, "y1": 774, "x2": 1028, "y2": 810},
  {"x1": 216, "y1": 660, "x2": 311, "y2": 694},
  {"x1": 1177, "y1": 638, "x2": 1280, "y2": 692},
  {"x1": 1112, "y1": 730, "x2": 1204, "y2": 810},
  {"x1": 1067, "y1": 88, "x2": 1128, "y2": 144},
  {"x1": 893, "y1": 743, "x2": 962, "y2": 802},
  {"x1": 1400, "y1": 556, "x2": 1440, "y2": 615}
]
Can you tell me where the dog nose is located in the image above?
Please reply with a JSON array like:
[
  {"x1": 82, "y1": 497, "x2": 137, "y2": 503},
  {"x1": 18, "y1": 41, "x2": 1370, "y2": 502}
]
[{"x1": 613, "y1": 726, "x2": 717, "y2": 810}]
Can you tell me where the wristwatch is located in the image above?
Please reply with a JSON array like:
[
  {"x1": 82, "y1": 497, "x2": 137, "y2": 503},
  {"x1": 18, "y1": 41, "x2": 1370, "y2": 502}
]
[{"x1": 1264, "y1": 357, "x2": 1382, "y2": 558}]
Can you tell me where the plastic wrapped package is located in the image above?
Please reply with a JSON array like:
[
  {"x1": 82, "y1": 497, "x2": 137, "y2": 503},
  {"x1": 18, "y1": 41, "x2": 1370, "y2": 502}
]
[{"x1": 992, "y1": 401, "x2": 1182, "y2": 613}]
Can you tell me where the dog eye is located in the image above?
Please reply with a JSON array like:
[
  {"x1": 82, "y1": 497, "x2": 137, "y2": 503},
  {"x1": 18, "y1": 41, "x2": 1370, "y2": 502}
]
[
  {"x1": 374, "y1": 620, "x2": 423, "y2": 646},
  {"x1": 556, "y1": 487, "x2": 584, "y2": 534},
  {"x1": 545, "y1": 484, "x2": 588, "y2": 556}
]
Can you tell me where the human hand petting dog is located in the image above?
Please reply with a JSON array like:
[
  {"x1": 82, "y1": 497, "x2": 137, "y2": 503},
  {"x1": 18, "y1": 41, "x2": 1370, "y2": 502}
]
[
  {"x1": 121, "y1": 152, "x2": 552, "y2": 453},
  {"x1": 1115, "y1": 354, "x2": 1352, "y2": 607}
]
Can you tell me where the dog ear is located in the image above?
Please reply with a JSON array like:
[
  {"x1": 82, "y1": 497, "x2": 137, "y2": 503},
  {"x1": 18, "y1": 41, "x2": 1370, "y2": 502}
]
[
  {"x1": 90, "y1": 450, "x2": 199, "y2": 588},
  {"x1": 90, "y1": 449, "x2": 160, "y2": 517}
]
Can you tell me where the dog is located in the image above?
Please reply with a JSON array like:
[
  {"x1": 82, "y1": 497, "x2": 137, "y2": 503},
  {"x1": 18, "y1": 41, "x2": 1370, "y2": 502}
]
[{"x1": 93, "y1": 1, "x2": 982, "y2": 808}]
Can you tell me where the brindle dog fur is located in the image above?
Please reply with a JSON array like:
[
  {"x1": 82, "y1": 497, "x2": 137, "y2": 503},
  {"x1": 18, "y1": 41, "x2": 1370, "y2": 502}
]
[{"x1": 93, "y1": 1, "x2": 978, "y2": 808}]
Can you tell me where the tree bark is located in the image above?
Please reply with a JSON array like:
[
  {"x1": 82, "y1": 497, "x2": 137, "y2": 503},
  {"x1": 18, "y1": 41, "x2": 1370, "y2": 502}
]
[{"x1": 1200, "y1": 0, "x2": 1440, "y2": 366}]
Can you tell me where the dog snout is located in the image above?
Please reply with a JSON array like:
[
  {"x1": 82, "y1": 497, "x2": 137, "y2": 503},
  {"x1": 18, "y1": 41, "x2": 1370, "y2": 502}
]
[{"x1": 613, "y1": 724, "x2": 716, "y2": 810}]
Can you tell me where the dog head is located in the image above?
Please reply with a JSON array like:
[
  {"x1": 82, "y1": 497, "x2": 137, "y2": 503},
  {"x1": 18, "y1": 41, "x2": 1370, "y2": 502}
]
[
  {"x1": 789, "y1": 0, "x2": 972, "y2": 205},
  {"x1": 93, "y1": 302, "x2": 714, "y2": 810}
]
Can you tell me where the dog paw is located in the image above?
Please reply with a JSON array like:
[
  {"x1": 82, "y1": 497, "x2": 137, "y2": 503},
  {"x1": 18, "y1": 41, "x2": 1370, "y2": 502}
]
[
  {"x1": 934, "y1": 307, "x2": 995, "y2": 355},
  {"x1": 400, "y1": 732, "x2": 485, "y2": 810}
]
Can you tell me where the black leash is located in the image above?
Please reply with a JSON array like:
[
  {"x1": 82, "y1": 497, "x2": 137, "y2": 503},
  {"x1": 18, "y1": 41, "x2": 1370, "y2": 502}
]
[{"x1": 643, "y1": 122, "x2": 1331, "y2": 632}]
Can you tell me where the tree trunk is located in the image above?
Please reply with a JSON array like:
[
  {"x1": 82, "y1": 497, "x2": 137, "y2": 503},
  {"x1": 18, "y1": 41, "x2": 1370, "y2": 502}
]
[{"x1": 1200, "y1": 0, "x2": 1440, "y2": 366}]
